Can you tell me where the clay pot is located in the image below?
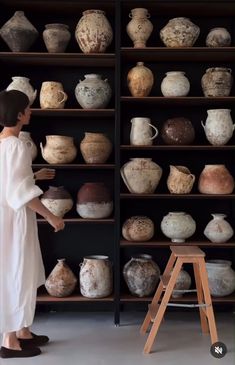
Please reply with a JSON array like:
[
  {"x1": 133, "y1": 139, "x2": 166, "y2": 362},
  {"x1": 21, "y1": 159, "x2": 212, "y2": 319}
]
[
  {"x1": 126, "y1": 8, "x2": 153, "y2": 48},
  {"x1": 167, "y1": 165, "x2": 195, "y2": 194},
  {"x1": 75, "y1": 74, "x2": 112, "y2": 109},
  {"x1": 161, "y1": 117, "x2": 195, "y2": 145},
  {"x1": 161, "y1": 71, "x2": 190, "y2": 97},
  {"x1": 201, "y1": 109, "x2": 235, "y2": 146},
  {"x1": 76, "y1": 183, "x2": 113, "y2": 219},
  {"x1": 121, "y1": 158, "x2": 162, "y2": 194},
  {"x1": 204, "y1": 214, "x2": 234, "y2": 243},
  {"x1": 206, "y1": 260, "x2": 235, "y2": 297},
  {"x1": 206, "y1": 28, "x2": 231, "y2": 47},
  {"x1": 40, "y1": 81, "x2": 68, "y2": 109},
  {"x1": 130, "y1": 117, "x2": 158, "y2": 146},
  {"x1": 19, "y1": 131, "x2": 37, "y2": 161},
  {"x1": 75, "y1": 10, "x2": 113, "y2": 53},
  {"x1": 0, "y1": 11, "x2": 38, "y2": 52},
  {"x1": 160, "y1": 17, "x2": 200, "y2": 47},
  {"x1": 6, "y1": 76, "x2": 37, "y2": 106},
  {"x1": 80, "y1": 132, "x2": 112, "y2": 164},
  {"x1": 161, "y1": 212, "x2": 196, "y2": 243},
  {"x1": 122, "y1": 216, "x2": 154, "y2": 241},
  {"x1": 79, "y1": 255, "x2": 113, "y2": 298},
  {"x1": 123, "y1": 254, "x2": 160, "y2": 297},
  {"x1": 40, "y1": 135, "x2": 77, "y2": 164},
  {"x1": 201, "y1": 67, "x2": 233, "y2": 97},
  {"x1": 172, "y1": 268, "x2": 191, "y2": 298},
  {"x1": 198, "y1": 165, "x2": 234, "y2": 194},
  {"x1": 127, "y1": 62, "x2": 154, "y2": 97},
  {"x1": 43, "y1": 23, "x2": 71, "y2": 53},
  {"x1": 41, "y1": 186, "x2": 73, "y2": 218},
  {"x1": 45, "y1": 259, "x2": 77, "y2": 297}
]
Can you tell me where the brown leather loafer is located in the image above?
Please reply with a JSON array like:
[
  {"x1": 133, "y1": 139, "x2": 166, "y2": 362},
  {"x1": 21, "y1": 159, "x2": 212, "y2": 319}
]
[
  {"x1": 0, "y1": 346, "x2": 41, "y2": 358},
  {"x1": 18, "y1": 332, "x2": 49, "y2": 347}
]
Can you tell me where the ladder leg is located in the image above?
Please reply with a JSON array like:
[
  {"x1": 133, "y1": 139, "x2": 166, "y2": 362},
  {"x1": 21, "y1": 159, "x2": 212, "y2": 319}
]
[
  {"x1": 198, "y1": 258, "x2": 218, "y2": 344},
  {"x1": 193, "y1": 262, "x2": 209, "y2": 334},
  {"x1": 140, "y1": 253, "x2": 176, "y2": 335},
  {"x1": 143, "y1": 258, "x2": 183, "y2": 354}
]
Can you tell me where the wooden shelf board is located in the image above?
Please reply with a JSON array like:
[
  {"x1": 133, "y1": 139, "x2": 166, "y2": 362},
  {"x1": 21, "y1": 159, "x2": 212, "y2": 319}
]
[
  {"x1": 37, "y1": 218, "x2": 115, "y2": 223},
  {"x1": 120, "y1": 239, "x2": 235, "y2": 248},
  {"x1": 31, "y1": 109, "x2": 115, "y2": 117},
  {"x1": 120, "y1": 193, "x2": 235, "y2": 199},
  {"x1": 120, "y1": 145, "x2": 235, "y2": 151},
  {"x1": 121, "y1": 97, "x2": 235, "y2": 106},
  {"x1": 120, "y1": 293, "x2": 235, "y2": 303},
  {"x1": 37, "y1": 292, "x2": 114, "y2": 303},
  {"x1": 33, "y1": 163, "x2": 115, "y2": 169}
]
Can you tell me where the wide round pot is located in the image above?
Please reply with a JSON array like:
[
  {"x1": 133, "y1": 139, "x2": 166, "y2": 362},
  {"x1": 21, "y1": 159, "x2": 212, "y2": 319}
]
[
  {"x1": 80, "y1": 132, "x2": 112, "y2": 164},
  {"x1": 6, "y1": 76, "x2": 37, "y2": 106},
  {"x1": 206, "y1": 260, "x2": 235, "y2": 297},
  {"x1": 201, "y1": 67, "x2": 233, "y2": 97},
  {"x1": 172, "y1": 268, "x2": 191, "y2": 298},
  {"x1": 79, "y1": 255, "x2": 113, "y2": 298},
  {"x1": 19, "y1": 131, "x2": 38, "y2": 161},
  {"x1": 122, "y1": 216, "x2": 154, "y2": 241},
  {"x1": 45, "y1": 258, "x2": 77, "y2": 297},
  {"x1": 206, "y1": 28, "x2": 231, "y2": 47},
  {"x1": 43, "y1": 23, "x2": 71, "y2": 53},
  {"x1": 126, "y1": 8, "x2": 153, "y2": 48},
  {"x1": 161, "y1": 71, "x2": 190, "y2": 97},
  {"x1": 167, "y1": 165, "x2": 195, "y2": 194},
  {"x1": 121, "y1": 158, "x2": 162, "y2": 194},
  {"x1": 75, "y1": 10, "x2": 113, "y2": 53},
  {"x1": 160, "y1": 17, "x2": 200, "y2": 47},
  {"x1": 204, "y1": 214, "x2": 234, "y2": 243},
  {"x1": 41, "y1": 186, "x2": 73, "y2": 218},
  {"x1": 40, "y1": 135, "x2": 77, "y2": 164},
  {"x1": 201, "y1": 109, "x2": 234, "y2": 146},
  {"x1": 161, "y1": 117, "x2": 195, "y2": 145},
  {"x1": 76, "y1": 182, "x2": 113, "y2": 219},
  {"x1": 127, "y1": 62, "x2": 154, "y2": 97},
  {"x1": 198, "y1": 165, "x2": 234, "y2": 194},
  {"x1": 161, "y1": 212, "x2": 196, "y2": 243},
  {"x1": 123, "y1": 254, "x2": 160, "y2": 297}
]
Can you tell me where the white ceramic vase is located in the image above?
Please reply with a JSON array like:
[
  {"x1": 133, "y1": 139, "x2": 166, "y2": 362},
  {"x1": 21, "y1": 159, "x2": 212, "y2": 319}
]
[
  {"x1": 161, "y1": 212, "x2": 196, "y2": 243},
  {"x1": 204, "y1": 214, "x2": 234, "y2": 243},
  {"x1": 6, "y1": 76, "x2": 37, "y2": 105},
  {"x1": 201, "y1": 109, "x2": 234, "y2": 146},
  {"x1": 161, "y1": 71, "x2": 190, "y2": 97}
]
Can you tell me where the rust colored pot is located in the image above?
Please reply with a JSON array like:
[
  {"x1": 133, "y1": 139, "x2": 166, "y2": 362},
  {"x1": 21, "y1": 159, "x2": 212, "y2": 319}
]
[{"x1": 198, "y1": 165, "x2": 234, "y2": 194}]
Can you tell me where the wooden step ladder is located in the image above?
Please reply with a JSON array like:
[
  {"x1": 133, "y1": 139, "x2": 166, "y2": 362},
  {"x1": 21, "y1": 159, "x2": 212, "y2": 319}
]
[{"x1": 140, "y1": 246, "x2": 218, "y2": 354}]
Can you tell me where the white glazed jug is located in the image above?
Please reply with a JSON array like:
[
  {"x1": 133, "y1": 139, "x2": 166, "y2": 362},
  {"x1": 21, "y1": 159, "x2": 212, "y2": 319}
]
[
  {"x1": 6, "y1": 76, "x2": 37, "y2": 106},
  {"x1": 130, "y1": 117, "x2": 158, "y2": 146}
]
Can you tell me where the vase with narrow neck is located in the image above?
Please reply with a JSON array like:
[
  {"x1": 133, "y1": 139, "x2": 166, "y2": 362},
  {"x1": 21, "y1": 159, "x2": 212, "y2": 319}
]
[
  {"x1": 204, "y1": 214, "x2": 234, "y2": 243},
  {"x1": 127, "y1": 62, "x2": 154, "y2": 97},
  {"x1": 126, "y1": 8, "x2": 153, "y2": 48}
]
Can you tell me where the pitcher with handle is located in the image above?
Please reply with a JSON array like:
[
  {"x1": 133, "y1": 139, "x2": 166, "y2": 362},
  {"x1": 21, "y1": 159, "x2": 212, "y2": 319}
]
[
  {"x1": 130, "y1": 117, "x2": 158, "y2": 146},
  {"x1": 40, "y1": 81, "x2": 68, "y2": 109}
]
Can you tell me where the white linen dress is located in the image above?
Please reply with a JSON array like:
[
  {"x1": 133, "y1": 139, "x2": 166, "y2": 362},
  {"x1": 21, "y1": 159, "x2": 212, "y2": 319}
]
[{"x1": 0, "y1": 136, "x2": 45, "y2": 333}]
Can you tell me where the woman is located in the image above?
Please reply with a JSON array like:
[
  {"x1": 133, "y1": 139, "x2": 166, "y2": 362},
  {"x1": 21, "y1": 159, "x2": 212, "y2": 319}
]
[{"x1": 0, "y1": 90, "x2": 65, "y2": 358}]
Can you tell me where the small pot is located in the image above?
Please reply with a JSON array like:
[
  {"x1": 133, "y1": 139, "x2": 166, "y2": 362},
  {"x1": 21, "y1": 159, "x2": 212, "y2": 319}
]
[{"x1": 41, "y1": 186, "x2": 73, "y2": 217}]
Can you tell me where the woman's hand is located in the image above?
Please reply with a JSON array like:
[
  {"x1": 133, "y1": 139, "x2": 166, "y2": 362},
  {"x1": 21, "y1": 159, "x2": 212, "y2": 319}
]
[
  {"x1": 46, "y1": 214, "x2": 65, "y2": 232},
  {"x1": 34, "y1": 168, "x2": 56, "y2": 181}
]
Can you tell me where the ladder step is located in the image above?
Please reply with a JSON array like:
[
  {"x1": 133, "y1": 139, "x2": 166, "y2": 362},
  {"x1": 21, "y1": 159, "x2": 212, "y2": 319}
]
[{"x1": 148, "y1": 304, "x2": 159, "y2": 322}]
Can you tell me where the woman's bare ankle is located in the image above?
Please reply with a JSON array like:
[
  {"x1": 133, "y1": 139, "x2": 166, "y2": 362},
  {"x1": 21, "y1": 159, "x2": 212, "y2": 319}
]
[{"x1": 2, "y1": 332, "x2": 21, "y2": 350}]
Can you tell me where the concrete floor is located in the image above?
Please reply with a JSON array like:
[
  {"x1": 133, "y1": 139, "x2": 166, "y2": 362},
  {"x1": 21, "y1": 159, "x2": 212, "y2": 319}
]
[{"x1": 1, "y1": 311, "x2": 234, "y2": 364}]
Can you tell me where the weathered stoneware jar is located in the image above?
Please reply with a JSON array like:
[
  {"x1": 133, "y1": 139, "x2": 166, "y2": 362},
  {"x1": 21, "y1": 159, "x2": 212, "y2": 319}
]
[
  {"x1": 40, "y1": 81, "x2": 68, "y2": 109},
  {"x1": 41, "y1": 186, "x2": 73, "y2": 218},
  {"x1": 75, "y1": 74, "x2": 112, "y2": 109},
  {"x1": 204, "y1": 214, "x2": 234, "y2": 243},
  {"x1": 40, "y1": 135, "x2": 77, "y2": 164},
  {"x1": 130, "y1": 117, "x2": 158, "y2": 146},
  {"x1": 161, "y1": 212, "x2": 196, "y2": 243},
  {"x1": 160, "y1": 17, "x2": 200, "y2": 47},
  {"x1": 43, "y1": 23, "x2": 71, "y2": 53},
  {"x1": 120, "y1": 158, "x2": 162, "y2": 194},
  {"x1": 206, "y1": 260, "x2": 235, "y2": 297},
  {"x1": 122, "y1": 216, "x2": 154, "y2": 241},
  {"x1": 127, "y1": 62, "x2": 154, "y2": 97},
  {"x1": 6, "y1": 76, "x2": 37, "y2": 106},
  {"x1": 0, "y1": 11, "x2": 38, "y2": 52},
  {"x1": 201, "y1": 109, "x2": 234, "y2": 146},
  {"x1": 19, "y1": 131, "x2": 38, "y2": 161},
  {"x1": 80, "y1": 132, "x2": 112, "y2": 164},
  {"x1": 45, "y1": 259, "x2": 77, "y2": 297},
  {"x1": 201, "y1": 67, "x2": 233, "y2": 97},
  {"x1": 123, "y1": 254, "x2": 160, "y2": 297},
  {"x1": 75, "y1": 10, "x2": 113, "y2": 53},
  {"x1": 126, "y1": 8, "x2": 153, "y2": 48},
  {"x1": 161, "y1": 117, "x2": 195, "y2": 145},
  {"x1": 161, "y1": 71, "x2": 190, "y2": 97},
  {"x1": 79, "y1": 255, "x2": 113, "y2": 298},
  {"x1": 206, "y1": 28, "x2": 231, "y2": 47},
  {"x1": 76, "y1": 183, "x2": 113, "y2": 219},
  {"x1": 198, "y1": 165, "x2": 234, "y2": 194},
  {"x1": 167, "y1": 165, "x2": 195, "y2": 194},
  {"x1": 172, "y1": 268, "x2": 191, "y2": 298}
]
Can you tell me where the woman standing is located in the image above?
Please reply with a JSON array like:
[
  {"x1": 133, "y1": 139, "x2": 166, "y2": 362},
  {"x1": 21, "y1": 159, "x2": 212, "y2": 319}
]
[{"x1": 0, "y1": 90, "x2": 65, "y2": 358}]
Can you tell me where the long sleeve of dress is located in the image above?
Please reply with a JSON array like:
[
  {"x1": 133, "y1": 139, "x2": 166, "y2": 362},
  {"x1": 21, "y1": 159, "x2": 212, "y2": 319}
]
[{"x1": 5, "y1": 139, "x2": 43, "y2": 211}]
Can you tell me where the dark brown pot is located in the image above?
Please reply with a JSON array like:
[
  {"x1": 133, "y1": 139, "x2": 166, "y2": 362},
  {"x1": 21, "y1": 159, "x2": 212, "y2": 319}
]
[
  {"x1": 77, "y1": 183, "x2": 111, "y2": 204},
  {"x1": 161, "y1": 117, "x2": 195, "y2": 145}
]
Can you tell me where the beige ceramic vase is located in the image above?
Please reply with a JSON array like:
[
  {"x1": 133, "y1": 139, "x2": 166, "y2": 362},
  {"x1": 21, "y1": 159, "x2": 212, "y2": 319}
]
[
  {"x1": 160, "y1": 17, "x2": 200, "y2": 47},
  {"x1": 167, "y1": 165, "x2": 195, "y2": 194},
  {"x1": 127, "y1": 62, "x2": 154, "y2": 97},
  {"x1": 80, "y1": 132, "x2": 112, "y2": 164},
  {"x1": 40, "y1": 81, "x2": 68, "y2": 109},
  {"x1": 126, "y1": 8, "x2": 153, "y2": 48},
  {"x1": 75, "y1": 10, "x2": 113, "y2": 53},
  {"x1": 40, "y1": 135, "x2": 77, "y2": 164},
  {"x1": 201, "y1": 67, "x2": 233, "y2": 97},
  {"x1": 198, "y1": 165, "x2": 234, "y2": 194},
  {"x1": 45, "y1": 258, "x2": 77, "y2": 297}
]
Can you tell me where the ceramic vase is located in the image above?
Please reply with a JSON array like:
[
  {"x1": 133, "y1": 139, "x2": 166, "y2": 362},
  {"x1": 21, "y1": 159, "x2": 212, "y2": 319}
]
[
  {"x1": 19, "y1": 131, "x2": 38, "y2": 161},
  {"x1": 6, "y1": 76, "x2": 37, "y2": 106},
  {"x1": 126, "y1": 8, "x2": 153, "y2": 48},
  {"x1": 161, "y1": 71, "x2": 190, "y2": 97},
  {"x1": 206, "y1": 28, "x2": 231, "y2": 47},
  {"x1": 43, "y1": 23, "x2": 71, "y2": 53},
  {"x1": 41, "y1": 186, "x2": 73, "y2": 217},
  {"x1": 198, "y1": 165, "x2": 234, "y2": 194},
  {"x1": 80, "y1": 132, "x2": 112, "y2": 164},
  {"x1": 161, "y1": 117, "x2": 195, "y2": 145},
  {"x1": 204, "y1": 214, "x2": 234, "y2": 243},
  {"x1": 167, "y1": 165, "x2": 195, "y2": 194},
  {"x1": 172, "y1": 268, "x2": 191, "y2": 298},
  {"x1": 160, "y1": 17, "x2": 200, "y2": 47},
  {"x1": 122, "y1": 216, "x2": 154, "y2": 241},
  {"x1": 201, "y1": 67, "x2": 233, "y2": 97},
  {"x1": 127, "y1": 62, "x2": 154, "y2": 97},
  {"x1": 40, "y1": 81, "x2": 68, "y2": 109},
  {"x1": 161, "y1": 212, "x2": 196, "y2": 243},
  {"x1": 201, "y1": 109, "x2": 234, "y2": 146},
  {"x1": 40, "y1": 135, "x2": 77, "y2": 164},
  {"x1": 130, "y1": 117, "x2": 158, "y2": 146},
  {"x1": 206, "y1": 260, "x2": 235, "y2": 297}
]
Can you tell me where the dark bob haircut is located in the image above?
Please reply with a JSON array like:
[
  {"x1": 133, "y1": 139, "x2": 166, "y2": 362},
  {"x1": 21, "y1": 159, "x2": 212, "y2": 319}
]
[{"x1": 0, "y1": 90, "x2": 30, "y2": 127}]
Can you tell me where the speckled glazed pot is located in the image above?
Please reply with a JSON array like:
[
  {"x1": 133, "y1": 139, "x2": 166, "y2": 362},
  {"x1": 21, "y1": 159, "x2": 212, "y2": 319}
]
[
  {"x1": 206, "y1": 28, "x2": 231, "y2": 47},
  {"x1": 161, "y1": 117, "x2": 195, "y2": 145},
  {"x1": 79, "y1": 255, "x2": 113, "y2": 298},
  {"x1": 201, "y1": 67, "x2": 233, "y2": 97},
  {"x1": 126, "y1": 8, "x2": 153, "y2": 48},
  {"x1": 40, "y1": 135, "x2": 77, "y2": 164},
  {"x1": 204, "y1": 214, "x2": 234, "y2": 243},
  {"x1": 167, "y1": 165, "x2": 195, "y2": 194},
  {"x1": 160, "y1": 17, "x2": 200, "y2": 47},
  {"x1": 41, "y1": 186, "x2": 73, "y2": 217},
  {"x1": 161, "y1": 212, "x2": 196, "y2": 243},
  {"x1": 206, "y1": 260, "x2": 235, "y2": 297},
  {"x1": 127, "y1": 62, "x2": 154, "y2": 97},
  {"x1": 123, "y1": 254, "x2": 160, "y2": 297},
  {"x1": 198, "y1": 165, "x2": 234, "y2": 194},
  {"x1": 122, "y1": 216, "x2": 154, "y2": 241},
  {"x1": 19, "y1": 131, "x2": 38, "y2": 161},
  {"x1": 6, "y1": 76, "x2": 37, "y2": 106},
  {"x1": 43, "y1": 23, "x2": 71, "y2": 53},
  {"x1": 80, "y1": 132, "x2": 112, "y2": 164},
  {"x1": 45, "y1": 259, "x2": 77, "y2": 297},
  {"x1": 75, "y1": 10, "x2": 113, "y2": 53},
  {"x1": 161, "y1": 71, "x2": 190, "y2": 97}
]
